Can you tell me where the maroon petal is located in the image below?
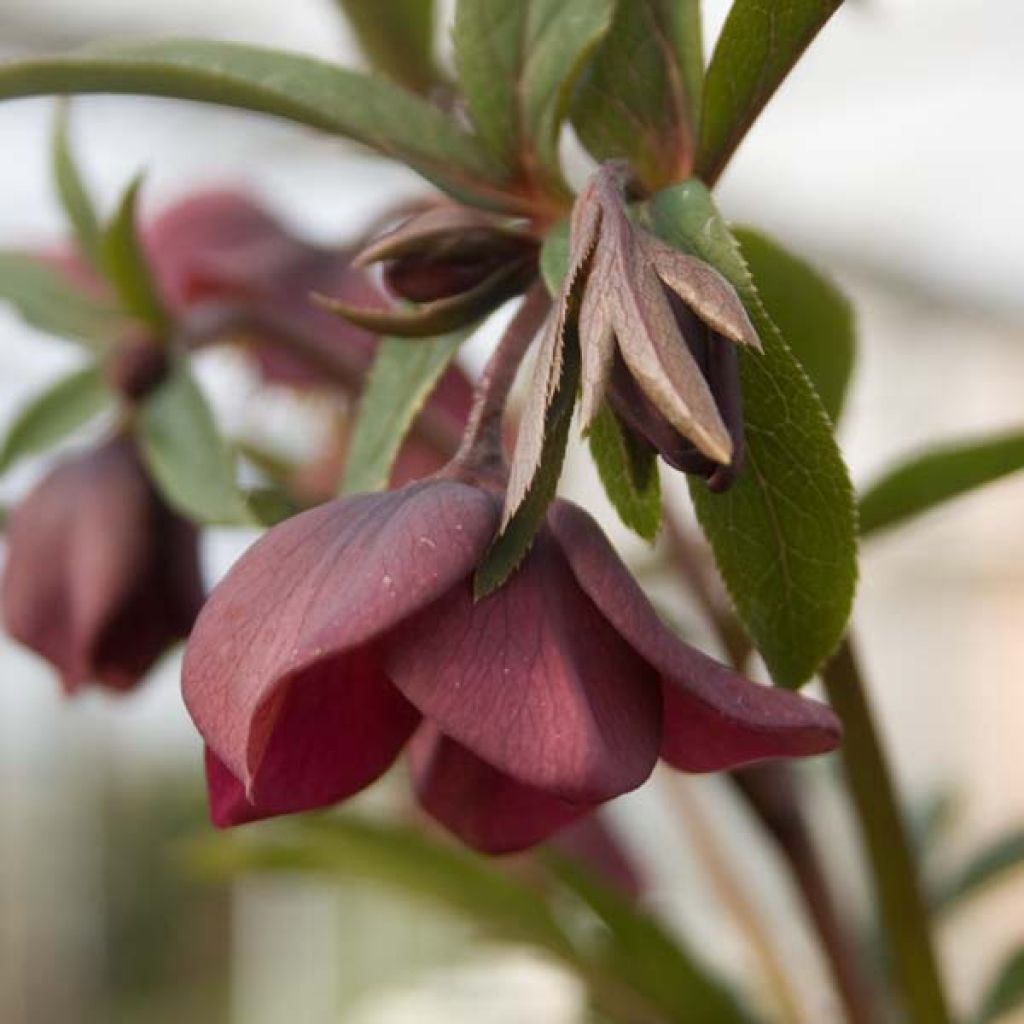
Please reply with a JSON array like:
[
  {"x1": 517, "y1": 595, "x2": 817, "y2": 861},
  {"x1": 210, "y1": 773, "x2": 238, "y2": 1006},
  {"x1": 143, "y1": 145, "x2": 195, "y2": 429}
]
[
  {"x1": 203, "y1": 650, "x2": 419, "y2": 823},
  {"x1": 384, "y1": 529, "x2": 662, "y2": 803},
  {"x1": 409, "y1": 727, "x2": 592, "y2": 854},
  {"x1": 183, "y1": 481, "x2": 498, "y2": 797},
  {"x1": 548, "y1": 502, "x2": 842, "y2": 771}
]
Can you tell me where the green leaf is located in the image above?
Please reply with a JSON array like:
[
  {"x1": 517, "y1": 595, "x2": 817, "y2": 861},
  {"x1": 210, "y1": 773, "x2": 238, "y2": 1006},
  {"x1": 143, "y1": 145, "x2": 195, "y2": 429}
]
[
  {"x1": 544, "y1": 854, "x2": 751, "y2": 1024},
  {"x1": 0, "y1": 40, "x2": 505, "y2": 207},
  {"x1": 932, "y1": 829, "x2": 1024, "y2": 917},
  {"x1": 0, "y1": 250, "x2": 126, "y2": 348},
  {"x1": 474, "y1": 324, "x2": 579, "y2": 597},
  {"x1": 697, "y1": 0, "x2": 843, "y2": 185},
  {"x1": 341, "y1": 330, "x2": 464, "y2": 495},
  {"x1": 138, "y1": 358, "x2": 252, "y2": 525},
  {"x1": 588, "y1": 403, "x2": 661, "y2": 542},
  {"x1": 52, "y1": 103, "x2": 103, "y2": 270},
  {"x1": 648, "y1": 181, "x2": 857, "y2": 688},
  {"x1": 571, "y1": 0, "x2": 702, "y2": 191},
  {"x1": 454, "y1": 0, "x2": 615, "y2": 189},
  {"x1": 185, "y1": 816, "x2": 574, "y2": 961},
  {"x1": 100, "y1": 177, "x2": 169, "y2": 332},
  {"x1": 859, "y1": 430, "x2": 1024, "y2": 538},
  {"x1": 975, "y1": 948, "x2": 1024, "y2": 1024},
  {"x1": 734, "y1": 226, "x2": 855, "y2": 425},
  {"x1": 0, "y1": 364, "x2": 111, "y2": 474},
  {"x1": 539, "y1": 218, "x2": 570, "y2": 296},
  {"x1": 332, "y1": 0, "x2": 438, "y2": 95}
]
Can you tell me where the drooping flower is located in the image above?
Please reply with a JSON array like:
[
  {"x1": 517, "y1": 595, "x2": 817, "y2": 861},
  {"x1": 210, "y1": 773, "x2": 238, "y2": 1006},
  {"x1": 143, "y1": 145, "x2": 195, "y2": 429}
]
[
  {"x1": 508, "y1": 163, "x2": 759, "y2": 517},
  {"x1": 184, "y1": 472, "x2": 839, "y2": 854},
  {"x1": 2, "y1": 436, "x2": 203, "y2": 694}
]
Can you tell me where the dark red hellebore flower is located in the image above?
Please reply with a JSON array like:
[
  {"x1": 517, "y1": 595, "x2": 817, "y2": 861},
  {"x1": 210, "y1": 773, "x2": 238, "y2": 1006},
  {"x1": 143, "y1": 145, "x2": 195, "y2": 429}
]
[
  {"x1": 184, "y1": 476, "x2": 840, "y2": 854},
  {"x1": 2, "y1": 436, "x2": 204, "y2": 694}
]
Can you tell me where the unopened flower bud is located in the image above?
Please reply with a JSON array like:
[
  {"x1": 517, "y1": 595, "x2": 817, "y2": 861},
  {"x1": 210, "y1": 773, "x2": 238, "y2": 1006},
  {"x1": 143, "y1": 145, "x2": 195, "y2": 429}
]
[{"x1": 105, "y1": 332, "x2": 169, "y2": 401}]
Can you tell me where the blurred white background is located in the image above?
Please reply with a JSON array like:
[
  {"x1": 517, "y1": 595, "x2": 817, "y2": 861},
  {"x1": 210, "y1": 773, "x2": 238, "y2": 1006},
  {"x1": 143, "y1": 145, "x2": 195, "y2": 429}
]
[{"x1": 2, "y1": 2, "x2": 1024, "y2": 1022}]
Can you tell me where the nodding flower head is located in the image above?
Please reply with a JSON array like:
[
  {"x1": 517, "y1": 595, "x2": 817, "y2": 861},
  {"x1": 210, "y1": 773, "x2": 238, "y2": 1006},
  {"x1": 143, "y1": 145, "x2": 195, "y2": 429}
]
[{"x1": 186, "y1": 463, "x2": 838, "y2": 854}]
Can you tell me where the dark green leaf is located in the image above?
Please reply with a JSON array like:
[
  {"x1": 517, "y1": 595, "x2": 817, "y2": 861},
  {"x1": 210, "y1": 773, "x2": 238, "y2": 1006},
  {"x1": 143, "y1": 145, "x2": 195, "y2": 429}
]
[
  {"x1": 648, "y1": 181, "x2": 857, "y2": 688},
  {"x1": 544, "y1": 853, "x2": 751, "y2": 1024},
  {"x1": 474, "y1": 323, "x2": 579, "y2": 597},
  {"x1": 571, "y1": 0, "x2": 702, "y2": 190},
  {"x1": 100, "y1": 177, "x2": 169, "y2": 332},
  {"x1": 0, "y1": 364, "x2": 111, "y2": 474},
  {"x1": 0, "y1": 250, "x2": 126, "y2": 347},
  {"x1": 975, "y1": 948, "x2": 1024, "y2": 1024},
  {"x1": 933, "y1": 829, "x2": 1024, "y2": 917},
  {"x1": 733, "y1": 227, "x2": 854, "y2": 426},
  {"x1": 697, "y1": 0, "x2": 843, "y2": 185},
  {"x1": 0, "y1": 40, "x2": 505, "y2": 207},
  {"x1": 341, "y1": 330, "x2": 465, "y2": 495},
  {"x1": 185, "y1": 816, "x2": 574, "y2": 960},
  {"x1": 454, "y1": 0, "x2": 615, "y2": 189},
  {"x1": 52, "y1": 103, "x2": 103, "y2": 270},
  {"x1": 588, "y1": 403, "x2": 661, "y2": 541},
  {"x1": 859, "y1": 430, "x2": 1024, "y2": 538},
  {"x1": 138, "y1": 358, "x2": 252, "y2": 525},
  {"x1": 332, "y1": 0, "x2": 439, "y2": 95}
]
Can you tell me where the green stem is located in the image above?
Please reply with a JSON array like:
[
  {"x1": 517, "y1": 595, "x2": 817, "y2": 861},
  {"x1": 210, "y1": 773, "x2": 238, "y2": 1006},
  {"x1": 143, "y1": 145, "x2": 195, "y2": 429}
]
[{"x1": 821, "y1": 636, "x2": 952, "y2": 1024}]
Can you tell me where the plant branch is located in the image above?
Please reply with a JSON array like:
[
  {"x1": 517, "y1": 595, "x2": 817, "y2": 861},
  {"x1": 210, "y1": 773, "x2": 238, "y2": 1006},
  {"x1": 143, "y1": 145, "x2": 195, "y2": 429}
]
[
  {"x1": 821, "y1": 636, "x2": 953, "y2": 1024},
  {"x1": 663, "y1": 511, "x2": 882, "y2": 1024},
  {"x1": 661, "y1": 771, "x2": 806, "y2": 1024}
]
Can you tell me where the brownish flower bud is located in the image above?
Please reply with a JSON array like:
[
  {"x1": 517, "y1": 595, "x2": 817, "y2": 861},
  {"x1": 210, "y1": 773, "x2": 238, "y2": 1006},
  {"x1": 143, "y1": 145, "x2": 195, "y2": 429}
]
[
  {"x1": 318, "y1": 205, "x2": 539, "y2": 337},
  {"x1": 104, "y1": 332, "x2": 169, "y2": 401},
  {"x1": 1, "y1": 436, "x2": 203, "y2": 695}
]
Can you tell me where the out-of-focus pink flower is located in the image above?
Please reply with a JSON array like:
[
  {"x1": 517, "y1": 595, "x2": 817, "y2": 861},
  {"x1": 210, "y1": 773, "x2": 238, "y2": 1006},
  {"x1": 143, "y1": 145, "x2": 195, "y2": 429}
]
[
  {"x1": 184, "y1": 475, "x2": 840, "y2": 854},
  {"x1": 144, "y1": 190, "x2": 474, "y2": 482},
  {"x1": 2, "y1": 436, "x2": 203, "y2": 694}
]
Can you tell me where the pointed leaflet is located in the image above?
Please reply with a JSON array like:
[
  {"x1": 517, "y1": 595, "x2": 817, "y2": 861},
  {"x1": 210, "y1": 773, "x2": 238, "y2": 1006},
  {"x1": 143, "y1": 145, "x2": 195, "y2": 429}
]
[
  {"x1": 538, "y1": 218, "x2": 661, "y2": 542},
  {"x1": 975, "y1": 949, "x2": 1024, "y2": 1024},
  {"x1": 475, "y1": 322, "x2": 580, "y2": 597},
  {"x1": 648, "y1": 181, "x2": 857, "y2": 688},
  {"x1": 932, "y1": 829, "x2": 1024, "y2": 917},
  {"x1": 734, "y1": 227, "x2": 854, "y2": 425},
  {"x1": 859, "y1": 430, "x2": 1024, "y2": 538},
  {"x1": 588, "y1": 403, "x2": 662, "y2": 542},
  {"x1": 697, "y1": 0, "x2": 844, "y2": 185},
  {"x1": 571, "y1": 0, "x2": 703, "y2": 191},
  {"x1": 138, "y1": 357, "x2": 253, "y2": 526},
  {"x1": 0, "y1": 364, "x2": 111, "y2": 474},
  {"x1": 52, "y1": 104, "x2": 103, "y2": 271},
  {"x1": 0, "y1": 251, "x2": 126, "y2": 348},
  {"x1": 341, "y1": 330, "x2": 465, "y2": 495},
  {"x1": 454, "y1": 0, "x2": 615, "y2": 189},
  {"x1": 0, "y1": 40, "x2": 505, "y2": 209},
  {"x1": 100, "y1": 177, "x2": 169, "y2": 332},
  {"x1": 332, "y1": 0, "x2": 438, "y2": 95}
]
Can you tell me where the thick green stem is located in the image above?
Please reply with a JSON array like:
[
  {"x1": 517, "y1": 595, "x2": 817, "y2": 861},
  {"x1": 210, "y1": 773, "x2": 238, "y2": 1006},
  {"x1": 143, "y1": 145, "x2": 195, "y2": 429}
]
[{"x1": 821, "y1": 637, "x2": 952, "y2": 1024}]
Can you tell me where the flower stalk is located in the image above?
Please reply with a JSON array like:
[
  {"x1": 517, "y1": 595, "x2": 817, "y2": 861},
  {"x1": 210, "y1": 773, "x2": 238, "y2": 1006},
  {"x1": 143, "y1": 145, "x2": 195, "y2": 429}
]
[{"x1": 822, "y1": 637, "x2": 953, "y2": 1024}]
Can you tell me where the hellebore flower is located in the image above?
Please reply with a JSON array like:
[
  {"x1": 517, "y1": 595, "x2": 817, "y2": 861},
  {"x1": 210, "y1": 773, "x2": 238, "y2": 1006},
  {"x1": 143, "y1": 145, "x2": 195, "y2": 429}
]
[
  {"x1": 508, "y1": 164, "x2": 759, "y2": 517},
  {"x1": 318, "y1": 203, "x2": 539, "y2": 337},
  {"x1": 184, "y1": 475, "x2": 839, "y2": 854},
  {"x1": 2, "y1": 436, "x2": 203, "y2": 694}
]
